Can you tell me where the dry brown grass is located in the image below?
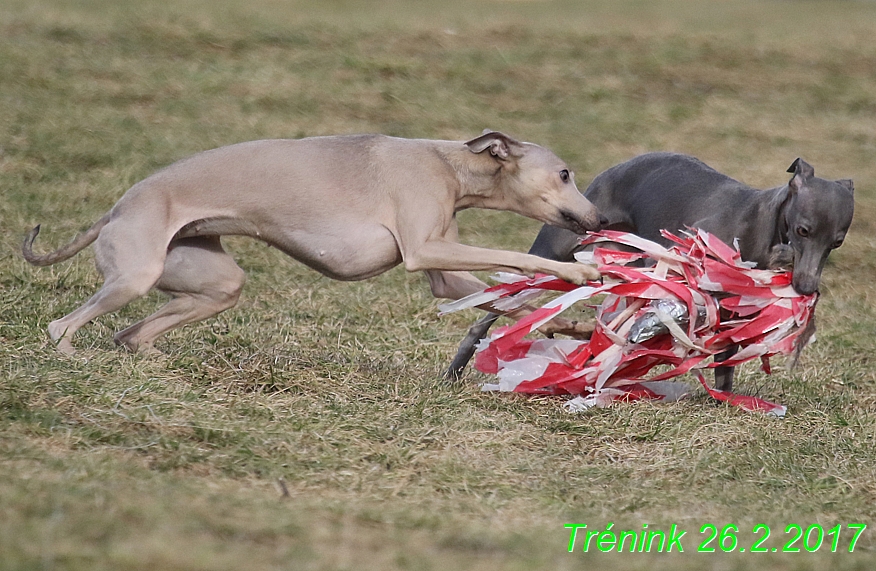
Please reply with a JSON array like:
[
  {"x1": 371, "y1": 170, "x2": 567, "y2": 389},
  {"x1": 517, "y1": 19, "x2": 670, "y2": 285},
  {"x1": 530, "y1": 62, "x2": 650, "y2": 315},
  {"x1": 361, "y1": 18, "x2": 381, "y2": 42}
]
[{"x1": 2, "y1": 0, "x2": 876, "y2": 569}]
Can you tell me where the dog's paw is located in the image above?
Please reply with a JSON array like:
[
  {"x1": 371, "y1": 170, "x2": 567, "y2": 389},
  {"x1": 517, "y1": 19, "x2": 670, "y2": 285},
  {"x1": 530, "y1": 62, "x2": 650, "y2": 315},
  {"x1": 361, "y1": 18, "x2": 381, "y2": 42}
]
[
  {"x1": 768, "y1": 244, "x2": 795, "y2": 271},
  {"x1": 55, "y1": 338, "x2": 77, "y2": 355},
  {"x1": 556, "y1": 262, "x2": 600, "y2": 285}
]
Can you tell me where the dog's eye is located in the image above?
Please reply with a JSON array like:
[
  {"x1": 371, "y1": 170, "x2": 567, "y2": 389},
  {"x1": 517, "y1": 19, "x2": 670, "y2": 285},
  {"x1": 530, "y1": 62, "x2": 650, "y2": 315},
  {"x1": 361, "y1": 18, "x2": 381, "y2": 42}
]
[
  {"x1": 796, "y1": 226, "x2": 809, "y2": 238},
  {"x1": 559, "y1": 169, "x2": 570, "y2": 183},
  {"x1": 833, "y1": 238, "x2": 844, "y2": 248}
]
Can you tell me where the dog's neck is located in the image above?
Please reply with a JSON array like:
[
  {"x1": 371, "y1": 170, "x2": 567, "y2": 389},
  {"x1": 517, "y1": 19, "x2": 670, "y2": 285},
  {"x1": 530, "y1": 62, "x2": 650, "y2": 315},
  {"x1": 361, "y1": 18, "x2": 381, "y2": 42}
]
[
  {"x1": 765, "y1": 184, "x2": 793, "y2": 248},
  {"x1": 437, "y1": 144, "x2": 510, "y2": 211},
  {"x1": 733, "y1": 184, "x2": 793, "y2": 268}
]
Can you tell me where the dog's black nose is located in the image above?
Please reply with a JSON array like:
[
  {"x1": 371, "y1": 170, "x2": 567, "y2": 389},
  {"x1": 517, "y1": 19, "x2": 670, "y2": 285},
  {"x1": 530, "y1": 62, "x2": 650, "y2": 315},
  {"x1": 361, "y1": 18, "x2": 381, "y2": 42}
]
[
  {"x1": 598, "y1": 214, "x2": 610, "y2": 228},
  {"x1": 792, "y1": 275, "x2": 819, "y2": 296}
]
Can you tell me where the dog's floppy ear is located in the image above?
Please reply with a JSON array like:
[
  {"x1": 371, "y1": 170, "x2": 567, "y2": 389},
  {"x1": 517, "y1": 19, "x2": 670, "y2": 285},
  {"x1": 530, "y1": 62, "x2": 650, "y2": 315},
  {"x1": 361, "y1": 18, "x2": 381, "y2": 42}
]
[
  {"x1": 836, "y1": 178, "x2": 854, "y2": 195},
  {"x1": 787, "y1": 157, "x2": 815, "y2": 191},
  {"x1": 787, "y1": 158, "x2": 815, "y2": 178},
  {"x1": 465, "y1": 130, "x2": 523, "y2": 160}
]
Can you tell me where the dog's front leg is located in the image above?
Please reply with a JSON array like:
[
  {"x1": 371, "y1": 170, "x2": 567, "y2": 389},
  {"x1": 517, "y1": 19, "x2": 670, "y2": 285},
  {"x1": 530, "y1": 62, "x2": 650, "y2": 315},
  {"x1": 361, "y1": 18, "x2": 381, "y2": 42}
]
[
  {"x1": 713, "y1": 345, "x2": 739, "y2": 391},
  {"x1": 406, "y1": 240, "x2": 599, "y2": 285}
]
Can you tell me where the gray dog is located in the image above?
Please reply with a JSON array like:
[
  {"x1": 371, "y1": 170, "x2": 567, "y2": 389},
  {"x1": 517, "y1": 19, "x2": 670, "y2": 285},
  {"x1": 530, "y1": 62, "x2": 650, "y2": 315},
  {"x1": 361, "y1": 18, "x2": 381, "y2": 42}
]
[
  {"x1": 23, "y1": 131, "x2": 606, "y2": 354},
  {"x1": 448, "y1": 153, "x2": 854, "y2": 390}
]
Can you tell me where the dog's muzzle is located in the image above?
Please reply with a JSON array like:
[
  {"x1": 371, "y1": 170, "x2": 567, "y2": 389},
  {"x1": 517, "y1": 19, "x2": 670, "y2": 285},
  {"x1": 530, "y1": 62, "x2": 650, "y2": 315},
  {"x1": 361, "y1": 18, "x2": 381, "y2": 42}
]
[{"x1": 558, "y1": 210, "x2": 589, "y2": 234}]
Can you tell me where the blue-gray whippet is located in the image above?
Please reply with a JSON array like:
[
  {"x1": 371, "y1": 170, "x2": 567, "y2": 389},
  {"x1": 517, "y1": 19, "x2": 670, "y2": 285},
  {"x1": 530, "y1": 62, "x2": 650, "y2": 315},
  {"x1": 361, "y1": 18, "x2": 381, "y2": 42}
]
[{"x1": 448, "y1": 153, "x2": 854, "y2": 391}]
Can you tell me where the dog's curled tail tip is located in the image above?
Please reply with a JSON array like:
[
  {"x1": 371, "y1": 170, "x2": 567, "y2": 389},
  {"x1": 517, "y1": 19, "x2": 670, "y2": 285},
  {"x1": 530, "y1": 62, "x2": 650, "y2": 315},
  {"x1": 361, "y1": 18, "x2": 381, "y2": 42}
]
[
  {"x1": 21, "y1": 215, "x2": 108, "y2": 267},
  {"x1": 22, "y1": 224, "x2": 46, "y2": 266}
]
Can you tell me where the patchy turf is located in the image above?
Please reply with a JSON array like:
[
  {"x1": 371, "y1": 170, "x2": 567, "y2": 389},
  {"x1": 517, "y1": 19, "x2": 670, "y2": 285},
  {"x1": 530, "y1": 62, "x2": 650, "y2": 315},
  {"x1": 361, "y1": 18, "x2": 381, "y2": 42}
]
[{"x1": 2, "y1": 0, "x2": 876, "y2": 569}]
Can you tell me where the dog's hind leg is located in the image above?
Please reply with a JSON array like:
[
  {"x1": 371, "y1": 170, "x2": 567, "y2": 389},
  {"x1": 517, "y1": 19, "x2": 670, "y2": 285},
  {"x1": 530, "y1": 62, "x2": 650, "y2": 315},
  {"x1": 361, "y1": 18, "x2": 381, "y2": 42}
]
[
  {"x1": 47, "y1": 224, "x2": 168, "y2": 354},
  {"x1": 444, "y1": 225, "x2": 587, "y2": 379},
  {"x1": 445, "y1": 313, "x2": 500, "y2": 380},
  {"x1": 113, "y1": 237, "x2": 245, "y2": 352}
]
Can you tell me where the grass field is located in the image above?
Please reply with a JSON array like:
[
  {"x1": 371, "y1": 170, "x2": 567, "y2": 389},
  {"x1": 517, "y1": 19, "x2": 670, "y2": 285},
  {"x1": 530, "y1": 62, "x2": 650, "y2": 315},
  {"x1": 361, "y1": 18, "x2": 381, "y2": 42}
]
[{"x1": 3, "y1": 0, "x2": 876, "y2": 569}]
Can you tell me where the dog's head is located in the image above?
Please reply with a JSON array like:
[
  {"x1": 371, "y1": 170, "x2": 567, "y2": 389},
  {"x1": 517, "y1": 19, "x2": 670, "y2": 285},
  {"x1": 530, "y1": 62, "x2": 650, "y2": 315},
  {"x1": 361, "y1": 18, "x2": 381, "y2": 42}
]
[
  {"x1": 465, "y1": 130, "x2": 606, "y2": 234},
  {"x1": 779, "y1": 158, "x2": 854, "y2": 295}
]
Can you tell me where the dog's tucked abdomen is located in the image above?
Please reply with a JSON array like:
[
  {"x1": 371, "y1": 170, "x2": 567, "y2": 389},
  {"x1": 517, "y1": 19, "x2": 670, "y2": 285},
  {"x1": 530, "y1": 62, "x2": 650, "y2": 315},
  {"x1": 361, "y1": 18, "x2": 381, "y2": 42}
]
[{"x1": 175, "y1": 215, "x2": 403, "y2": 281}]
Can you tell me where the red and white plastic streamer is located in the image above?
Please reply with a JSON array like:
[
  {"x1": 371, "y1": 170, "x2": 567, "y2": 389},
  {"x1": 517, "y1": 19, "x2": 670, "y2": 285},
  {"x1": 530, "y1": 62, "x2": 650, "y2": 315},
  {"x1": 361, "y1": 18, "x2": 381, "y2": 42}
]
[{"x1": 440, "y1": 230, "x2": 818, "y2": 417}]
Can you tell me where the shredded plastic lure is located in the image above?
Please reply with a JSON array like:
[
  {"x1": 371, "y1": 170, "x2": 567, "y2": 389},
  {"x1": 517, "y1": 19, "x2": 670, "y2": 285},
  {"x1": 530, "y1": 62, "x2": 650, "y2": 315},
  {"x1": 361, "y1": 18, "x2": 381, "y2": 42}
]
[{"x1": 440, "y1": 230, "x2": 818, "y2": 417}]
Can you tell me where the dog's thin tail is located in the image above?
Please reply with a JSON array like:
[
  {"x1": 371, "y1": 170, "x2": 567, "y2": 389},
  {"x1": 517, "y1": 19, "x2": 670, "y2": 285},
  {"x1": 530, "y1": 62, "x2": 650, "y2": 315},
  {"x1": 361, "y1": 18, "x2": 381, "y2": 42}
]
[{"x1": 22, "y1": 214, "x2": 111, "y2": 267}]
